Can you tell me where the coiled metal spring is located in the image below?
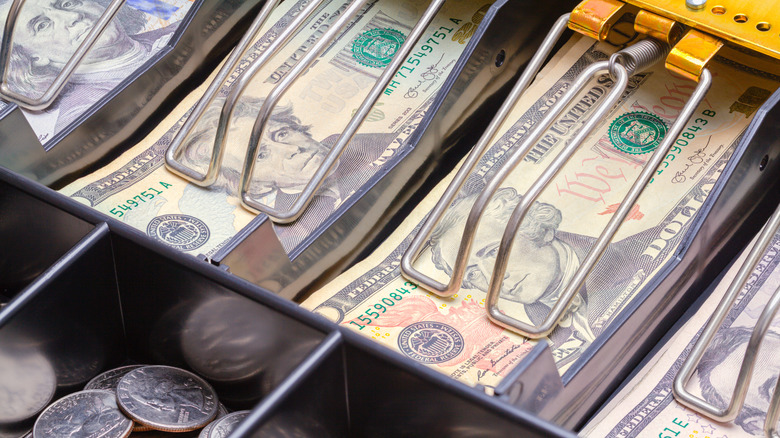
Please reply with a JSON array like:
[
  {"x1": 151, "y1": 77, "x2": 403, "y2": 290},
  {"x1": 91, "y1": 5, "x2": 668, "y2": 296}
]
[{"x1": 610, "y1": 38, "x2": 670, "y2": 77}]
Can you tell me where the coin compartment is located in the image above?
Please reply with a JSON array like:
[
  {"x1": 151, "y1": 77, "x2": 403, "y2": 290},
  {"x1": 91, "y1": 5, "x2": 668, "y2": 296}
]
[
  {"x1": 0, "y1": 178, "x2": 95, "y2": 301},
  {"x1": 0, "y1": 169, "x2": 575, "y2": 436}
]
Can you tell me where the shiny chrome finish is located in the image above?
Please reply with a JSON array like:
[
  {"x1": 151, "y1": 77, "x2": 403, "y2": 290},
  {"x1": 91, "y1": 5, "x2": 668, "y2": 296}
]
[
  {"x1": 165, "y1": 0, "x2": 325, "y2": 185},
  {"x1": 0, "y1": 0, "x2": 126, "y2": 110},
  {"x1": 400, "y1": 13, "x2": 572, "y2": 295},
  {"x1": 673, "y1": 205, "x2": 780, "y2": 435},
  {"x1": 240, "y1": 0, "x2": 446, "y2": 223}
]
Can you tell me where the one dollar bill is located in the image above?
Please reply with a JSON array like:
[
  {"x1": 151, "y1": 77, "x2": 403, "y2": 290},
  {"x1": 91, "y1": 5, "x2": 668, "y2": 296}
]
[
  {"x1": 59, "y1": 0, "x2": 487, "y2": 256},
  {"x1": 581, "y1": 227, "x2": 780, "y2": 438},
  {"x1": 301, "y1": 35, "x2": 779, "y2": 387}
]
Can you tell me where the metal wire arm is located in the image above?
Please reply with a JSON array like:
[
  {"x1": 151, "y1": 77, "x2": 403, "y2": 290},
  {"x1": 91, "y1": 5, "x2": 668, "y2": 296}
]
[
  {"x1": 401, "y1": 13, "x2": 572, "y2": 296},
  {"x1": 674, "y1": 206, "x2": 780, "y2": 438},
  {"x1": 239, "y1": 0, "x2": 446, "y2": 223},
  {"x1": 165, "y1": 0, "x2": 325, "y2": 186},
  {"x1": 0, "y1": 0, "x2": 126, "y2": 110},
  {"x1": 402, "y1": 27, "x2": 714, "y2": 340}
]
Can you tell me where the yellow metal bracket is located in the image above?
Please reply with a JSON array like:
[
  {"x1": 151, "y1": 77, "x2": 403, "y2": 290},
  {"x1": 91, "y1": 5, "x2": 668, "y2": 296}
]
[
  {"x1": 626, "y1": 0, "x2": 780, "y2": 60},
  {"x1": 634, "y1": 9, "x2": 683, "y2": 44},
  {"x1": 569, "y1": 0, "x2": 629, "y2": 41},
  {"x1": 666, "y1": 29, "x2": 724, "y2": 82}
]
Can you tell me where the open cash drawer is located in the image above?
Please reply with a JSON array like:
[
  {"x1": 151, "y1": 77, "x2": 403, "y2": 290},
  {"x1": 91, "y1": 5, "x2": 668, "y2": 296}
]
[
  {"x1": 0, "y1": 166, "x2": 574, "y2": 437},
  {"x1": 2, "y1": 0, "x2": 780, "y2": 436}
]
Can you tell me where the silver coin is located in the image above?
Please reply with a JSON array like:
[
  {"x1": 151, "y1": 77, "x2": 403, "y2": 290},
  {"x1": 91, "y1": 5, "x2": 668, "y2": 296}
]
[
  {"x1": 197, "y1": 404, "x2": 229, "y2": 438},
  {"x1": 33, "y1": 390, "x2": 133, "y2": 438},
  {"x1": 207, "y1": 411, "x2": 249, "y2": 438},
  {"x1": 116, "y1": 366, "x2": 217, "y2": 432},
  {"x1": 0, "y1": 347, "x2": 56, "y2": 424},
  {"x1": 85, "y1": 366, "x2": 146, "y2": 393},
  {"x1": 216, "y1": 404, "x2": 229, "y2": 418},
  {"x1": 197, "y1": 421, "x2": 215, "y2": 438},
  {"x1": 182, "y1": 297, "x2": 274, "y2": 383}
]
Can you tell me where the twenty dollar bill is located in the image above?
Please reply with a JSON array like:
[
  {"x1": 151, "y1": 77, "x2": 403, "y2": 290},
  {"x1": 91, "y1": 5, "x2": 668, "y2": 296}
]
[
  {"x1": 302, "y1": 35, "x2": 779, "y2": 387},
  {"x1": 60, "y1": 0, "x2": 487, "y2": 257},
  {"x1": 582, "y1": 226, "x2": 780, "y2": 438}
]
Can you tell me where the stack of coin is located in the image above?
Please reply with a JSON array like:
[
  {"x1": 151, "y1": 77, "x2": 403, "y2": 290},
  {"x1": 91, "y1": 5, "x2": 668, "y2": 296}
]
[{"x1": 27, "y1": 365, "x2": 250, "y2": 437}]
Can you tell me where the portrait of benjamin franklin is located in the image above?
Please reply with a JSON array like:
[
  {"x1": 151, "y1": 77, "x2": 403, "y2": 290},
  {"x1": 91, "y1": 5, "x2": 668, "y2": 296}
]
[
  {"x1": 696, "y1": 326, "x2": 780, "y2": 435},
  {"x1": 428, "y1": 187, "x2": 596, "y2": 347},
  {"x1": 0, "y1": 0, "x2": 183, "y2": 134}
]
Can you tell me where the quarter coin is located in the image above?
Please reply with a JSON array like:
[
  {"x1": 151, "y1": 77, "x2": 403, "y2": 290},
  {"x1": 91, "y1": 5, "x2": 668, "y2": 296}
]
[
  {"x1": 197, "y1": 404, "x2": 229, "y2": 438},
  {"x1": 0, "y1": 348, "x2": 56, "y2": 424},
  {"x1": 116, "y1": 366, "x2": 217, "y2": 432},
  {"x1": 85, "y1": 365, "x2": 146, "y2": 392},
  {"x1": 207, "y1": 411, "x2": 249, "y2": 438},
  {"x1": 33, "y1": 390, "x2": 132, "y2": 438},
  {"x1": 217, "y1": 404, "x2": 229, "y2": 418}
]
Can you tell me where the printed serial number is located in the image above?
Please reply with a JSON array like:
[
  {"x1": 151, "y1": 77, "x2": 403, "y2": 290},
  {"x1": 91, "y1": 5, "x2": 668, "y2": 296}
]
[
  {"x1": 348, "y1": 281, "x2": 419, "y2": 330},
  {"x1": 653, "y1": 109, "x2": 716, "y2": 182},
  {"x1": 109, "y1": 181, "x2": 172, "y2": 218},
  {"x1": 384, "y1": 23, "x2": 456, "y2": 96}
]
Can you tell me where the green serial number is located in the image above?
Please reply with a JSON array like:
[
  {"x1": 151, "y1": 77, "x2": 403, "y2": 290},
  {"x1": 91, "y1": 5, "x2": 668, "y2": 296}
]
[
  {"x1": 383, "y1": 23, "x2": 457, "y2": 96},
  {"x1": 348, "y1": 281, "x2": 419, "y2": 330},
  {"x1": 109, "y1": 181, "x2": 173, "y2": 218}
]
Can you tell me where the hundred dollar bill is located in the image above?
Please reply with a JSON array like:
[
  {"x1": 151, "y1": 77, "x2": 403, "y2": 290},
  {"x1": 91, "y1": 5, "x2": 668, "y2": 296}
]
[
  {"x1": 60, "y1": 0, "x2": 486, "y2": 256},
  {"x1": 301, "y1": 35, "x2": 780, "y2": 387},
  {"x1": 0, "y1": 0, "x2": 195, "y2": 144},
  {"x1": 581, "y1": 228, "x2": 780, "y2": 438}
]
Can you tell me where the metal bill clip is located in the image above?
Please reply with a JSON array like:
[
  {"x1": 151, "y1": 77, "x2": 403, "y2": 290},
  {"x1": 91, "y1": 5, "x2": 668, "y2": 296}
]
[
  {"x1": 0, "y1": 0, "x2": 126, "y2": 110},
  {"x1": 165, "y1": 0, "x2": 445, "y2": 224},
  {"x1": 674, "y1": 206, "x2": 780, "y2": 438},
  {"x1": 401, "y1": 0, "x2": 717, "y2": 339}
]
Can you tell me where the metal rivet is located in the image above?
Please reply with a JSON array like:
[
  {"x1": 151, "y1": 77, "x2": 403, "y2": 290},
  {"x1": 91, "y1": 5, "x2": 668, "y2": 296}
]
[{"x1": 686, "y1": 0, "x2": 707, "y2": 10}]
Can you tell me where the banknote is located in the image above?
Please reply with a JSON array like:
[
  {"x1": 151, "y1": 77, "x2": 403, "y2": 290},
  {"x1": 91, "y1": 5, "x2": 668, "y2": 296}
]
[
  {"x1": 0, "y1": 0, "x2": 195, "y2": 144},
  {"x1": 581, "y1": 226, "x2": 780, "y2": 438},
  {"x1": 60, "y1": 0, "x2": 485, "y2": 256},
  {"x1": 301, "y1": 35, "x2": 780, "y2": 388}
]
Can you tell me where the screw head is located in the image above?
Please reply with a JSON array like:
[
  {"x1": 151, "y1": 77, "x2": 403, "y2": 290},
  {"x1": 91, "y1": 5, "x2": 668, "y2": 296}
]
[{"x1": 686, "y1": 0, "x2": 707, "y2": 10}]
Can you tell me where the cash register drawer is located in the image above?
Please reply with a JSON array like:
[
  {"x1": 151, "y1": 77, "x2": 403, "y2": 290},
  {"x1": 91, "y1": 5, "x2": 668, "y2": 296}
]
[
  {"x1": 3, "y1": 0, "x2": 780, "y2": 436},
  {"x1": 0, "y1": 168, "x2": 575, "y2": 437}
]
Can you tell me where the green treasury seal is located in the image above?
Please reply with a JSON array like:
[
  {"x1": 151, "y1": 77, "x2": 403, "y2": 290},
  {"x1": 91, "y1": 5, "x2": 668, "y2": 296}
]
[
  {"x1": 608, "y1": 111, "x2": 668, "y2": 155},
  {"x1": 352, "y1": 28, "x2": 406, "y2": 68}
]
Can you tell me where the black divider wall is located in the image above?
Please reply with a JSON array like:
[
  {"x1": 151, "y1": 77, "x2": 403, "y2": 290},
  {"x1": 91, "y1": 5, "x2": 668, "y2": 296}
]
[
  {"x1": 236, "y1": 333, "x2": 349, "y2": 437},
  {"x1": 341, "y1": 334, "x2": 577, "y2": 438},
  {"x1": 0, "y1": 225, "x2": 124, "y2": 436},
  {"x1": 0, "y1": 179, "x2": 94, "y2": 300},
  {"x1": 110, "y1": 232, "x2": 328, "y2": 409}
]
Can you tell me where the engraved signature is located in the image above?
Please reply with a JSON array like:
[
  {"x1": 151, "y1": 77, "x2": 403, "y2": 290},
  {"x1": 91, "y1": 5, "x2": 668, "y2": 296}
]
[
  {"x1": 672, "y1": 138, "x2": 712, "y2": 184},
  {"x1": 404, "y1": 54, "x2": 446, "y2": 99},
  {"x1": 476, "y1": 343, "x2": 526, "y2": 381}
]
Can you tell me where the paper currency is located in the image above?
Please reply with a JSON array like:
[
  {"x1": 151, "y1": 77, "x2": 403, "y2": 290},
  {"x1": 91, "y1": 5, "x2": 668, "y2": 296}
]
[
  {"x1": 581, "y1": 228, "x2": 780, "y2": 438},
  {"x1": 60, "y1": 0, "x2": 483, "y2": 256},
  {"x1": 301, "y1": 35, "x2": 780, "y2": 387},
  {"x1": 0, "y1": 0, "x2": 194, "y2": 144}
]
